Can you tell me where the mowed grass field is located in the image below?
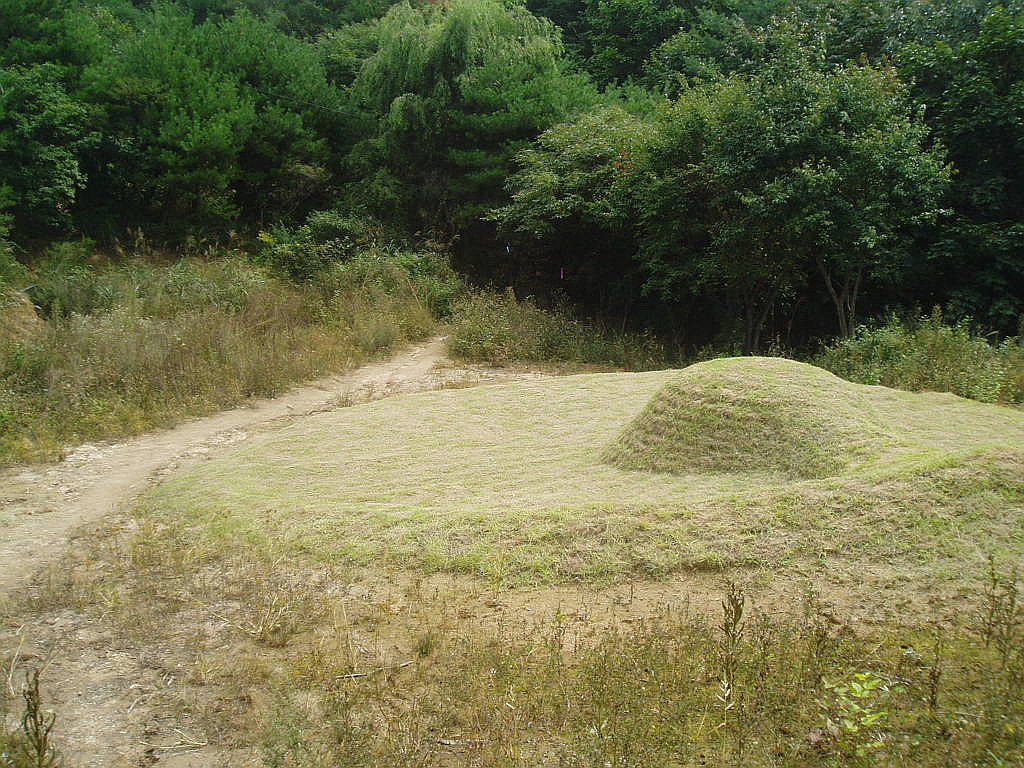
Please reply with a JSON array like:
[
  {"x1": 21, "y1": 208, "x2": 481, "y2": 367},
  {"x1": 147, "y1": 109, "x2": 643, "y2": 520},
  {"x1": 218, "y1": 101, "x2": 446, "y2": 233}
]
[{"x1": 146, "y1": 357, "x2": 1024, "y2": 588}]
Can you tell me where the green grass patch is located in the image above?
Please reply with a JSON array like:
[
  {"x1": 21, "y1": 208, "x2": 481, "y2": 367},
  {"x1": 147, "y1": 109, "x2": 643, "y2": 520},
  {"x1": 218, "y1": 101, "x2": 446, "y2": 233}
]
[{"x1": 144, "y1": 359, "x2": 1024, "y2": 587}]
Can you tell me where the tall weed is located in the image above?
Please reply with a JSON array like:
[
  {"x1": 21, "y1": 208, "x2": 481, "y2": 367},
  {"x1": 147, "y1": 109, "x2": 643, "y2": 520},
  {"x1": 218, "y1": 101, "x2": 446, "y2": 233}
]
[
  {"x1": 0, "y1": 247, "x2": 451, "y2": 465},
  {"x1": 448, "y1": 288, "x2": 666, "y2": 369},
  {"x1": 816, "y1": 309, "x2": 1024, "y2": 403},
  {"x1": 262, "y1": 576, "x2": 1024, "y2": 767}
]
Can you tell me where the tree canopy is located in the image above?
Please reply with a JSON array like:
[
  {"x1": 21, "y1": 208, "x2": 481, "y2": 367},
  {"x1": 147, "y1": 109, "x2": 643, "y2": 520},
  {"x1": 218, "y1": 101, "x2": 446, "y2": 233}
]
[{"x1": 1, "y1": 0, "x2": 1021, "y2": 348}]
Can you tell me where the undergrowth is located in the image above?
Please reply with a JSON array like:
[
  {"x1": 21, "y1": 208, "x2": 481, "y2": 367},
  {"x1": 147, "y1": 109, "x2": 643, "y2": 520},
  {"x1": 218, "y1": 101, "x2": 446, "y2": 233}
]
[
  {"x1": 448, "y1": 288, "x2": 667, "y2": 370},
  {"x1": 259, "y1": 571, "x2": 1024, "y2": 767},
  {"x1": 816, "y1": 309, "x2": 1024, "y2": 404},
  {"x1": 16, "y1": 502, "x2": 1024, "y2": 766},
  {"x1": 0, "y1": 240, "x2": 457, "y2": 465}
]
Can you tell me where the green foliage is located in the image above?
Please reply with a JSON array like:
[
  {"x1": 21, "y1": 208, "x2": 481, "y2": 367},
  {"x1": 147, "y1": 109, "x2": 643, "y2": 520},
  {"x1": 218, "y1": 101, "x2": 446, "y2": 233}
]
[
  {"x1": 0, "y1": 0, "x2": 1020, "y2": 357},
  {"x1": 816, "y1": 310, "x2": 1023, "y2": 403},
  {"x1": 899, "y1": 6, "x2": 1024, "y2": 333},
  {"x1": 581, "y1": 0, "x2": 691, "y2": 84},
  {"x1": 257, "y1": 210, "x2": 374, "y2": 279},
  {"x1": 500, "y1": 40, "x2": 949, "y2": 352},
  {"x1": 0, "y1": 64, "x2": 94, "y2": 237},
  {"x1": 318, "y1": 17, "x2": 383, "y2": 86},
  {"x1": 495, "y1": 106, "x2": 652, "y2": 239},
  {"x1": 448, "y1": 288, "x2": 665, "y2": 368},
  {"x1": 350, "y1": 0, "x2": 598, "y2": 230},
  {"x1": 644, "y1": 5, "x2": 804, "y2": 92},
  {"x1": 642, "y1": 51, "x2": 949, "y2": 346},
  {"x1": 75, "y1": 5, "x2": 355, "y2": 238}
]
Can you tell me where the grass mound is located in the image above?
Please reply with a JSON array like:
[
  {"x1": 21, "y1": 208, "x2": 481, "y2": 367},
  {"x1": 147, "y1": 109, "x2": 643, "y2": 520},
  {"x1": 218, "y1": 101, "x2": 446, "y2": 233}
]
[
  {"x1": 603, "y1": 357, "x2": 887, "y2": 478},
  {"x1": 143, "y1": 362, "x2": 1024, "y2": 588}
]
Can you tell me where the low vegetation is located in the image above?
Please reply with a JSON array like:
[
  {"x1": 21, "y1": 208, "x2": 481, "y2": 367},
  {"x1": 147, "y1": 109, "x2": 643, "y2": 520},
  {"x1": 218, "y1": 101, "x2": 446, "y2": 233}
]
[
  {"x1": 0, "y1": 242, "x2": 457, "y2": 465},
  {"x1": 603, "y1": 358, "x2": 889, "y2": 479},
  {"x1": 817, "y1": 310, "x2": 1024, "y2": 404},
  {"x1": 1, "y1": 670, "x2": 62, "y2": 768},
  {"x1": 447, "y1": 288, "x2": 666, "y2": 369},
  {"x1": 13, "y1": 518, "x2": 1023, "y2": 767},
  {"x1": 257, "y1": 575, "x2": 1024, "y2": 768},
  {"x1": 144, "y1": 358, "x2": 1024, "y2": 587}
]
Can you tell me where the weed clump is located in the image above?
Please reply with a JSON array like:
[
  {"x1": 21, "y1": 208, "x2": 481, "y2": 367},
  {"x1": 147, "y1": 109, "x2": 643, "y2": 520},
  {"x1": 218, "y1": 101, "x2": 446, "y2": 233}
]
[
  {"x1": 604, "y1": 357, "x2": 881, "y2": 478},
  {"x1": 448, "y1": 288, "x2": 665, "y2": 369},
  {"x1": 816, "y1": 309, "x2": 1024, "y2": 404}
]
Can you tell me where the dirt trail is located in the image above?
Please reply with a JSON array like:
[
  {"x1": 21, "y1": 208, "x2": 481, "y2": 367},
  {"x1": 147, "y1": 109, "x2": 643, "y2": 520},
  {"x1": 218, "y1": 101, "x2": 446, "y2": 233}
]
[
  {"x1": 0, "y1": 337, "x2": 558, "y2": 768},
  {"x1": 0, "y1": 336, "x2": 535, "y2": 596}
]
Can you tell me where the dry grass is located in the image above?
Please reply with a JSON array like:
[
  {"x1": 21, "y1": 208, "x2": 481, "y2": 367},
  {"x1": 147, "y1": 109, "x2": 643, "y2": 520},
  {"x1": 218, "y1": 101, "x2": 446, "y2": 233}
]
[
  {"x1": 10, "y1": 521, "x2": 1024, "y2": 768},
  {"x1": 6, "y1": 355, "x2": 1024, "y2": 765},
  {"x1": 602, "y1": 357, "x2": 892, "y2": 478},
  {"x1": 0, "y1": 254, "x2": 441, "y2": 465},
  {"x1": 143, "y1": 359, "x2": 1024, "y2": 588}
]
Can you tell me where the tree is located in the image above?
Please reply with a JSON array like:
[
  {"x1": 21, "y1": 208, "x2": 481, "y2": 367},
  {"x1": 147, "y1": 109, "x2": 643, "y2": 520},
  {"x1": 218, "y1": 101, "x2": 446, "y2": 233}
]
[
  {"x1": 581, "y1": 0, "x2": 691, "y2": 84},
  {"x1": 76, "y1": 5, "x2": 353, "y2": 238},
  {"x1": 349, "y1": 0, "x2": 597, "y2": 232},
  {"x1": 0, "y1": 64, "x2": 94, "y2": 237},
  {"x1": 900, "y1": 7, "x2": 1024, "y2": 331},
  {"x1": 492, "y1": 105, "x2": 654, "y2": 312},
  {"x1": 641, "y1": 51, "x2": 948, "y2": 345}
]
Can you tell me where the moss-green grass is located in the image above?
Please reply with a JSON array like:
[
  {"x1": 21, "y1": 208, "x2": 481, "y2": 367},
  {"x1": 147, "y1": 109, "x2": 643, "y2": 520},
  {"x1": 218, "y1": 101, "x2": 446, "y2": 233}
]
[
  {"x1": 144, "y1": 358, "x2": 1024, "y2": 586},
  {"x1": 603, "y1": 357, "x2": 895, "y2": 478}
]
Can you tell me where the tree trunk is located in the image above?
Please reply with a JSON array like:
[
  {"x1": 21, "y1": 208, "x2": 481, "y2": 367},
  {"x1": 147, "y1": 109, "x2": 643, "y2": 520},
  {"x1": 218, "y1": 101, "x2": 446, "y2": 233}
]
[{"x1": 817, "y1": 258, "x2": 860, "y2": 338}]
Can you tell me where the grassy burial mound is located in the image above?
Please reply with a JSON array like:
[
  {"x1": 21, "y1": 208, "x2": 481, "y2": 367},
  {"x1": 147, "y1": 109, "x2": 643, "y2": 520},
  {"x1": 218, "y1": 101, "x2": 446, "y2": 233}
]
[
  {"x1": 144, "y1": 358, "x2": 1024, "y2": 587},
  {"x1": 603, "y1": 357, "x2": 891, "y2": 478}
]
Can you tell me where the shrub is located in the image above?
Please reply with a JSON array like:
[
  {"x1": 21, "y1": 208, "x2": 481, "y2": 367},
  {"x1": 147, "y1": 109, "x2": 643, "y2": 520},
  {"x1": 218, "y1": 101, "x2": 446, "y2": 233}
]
[
  {"x1": 448, "y1": 288, "x2": 666, "y2": 369},
  {"x1": 816, "y1": 309, "x2": 1023, "y2": 403},
  {"x1": 256, "y1": 210, "x2": 375, "y2": 280}
]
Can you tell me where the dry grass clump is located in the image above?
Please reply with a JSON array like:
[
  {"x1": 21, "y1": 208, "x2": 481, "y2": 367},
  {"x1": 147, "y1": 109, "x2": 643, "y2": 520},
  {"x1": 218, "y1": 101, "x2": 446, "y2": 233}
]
[
  {"x1": 448, "y1": 288, "x2": 666, "y2": 369},
  {"x1": 0, "y1": 250, "x2": 444, "y2": 465},
  {"x1": 261, "y1": 578, "x2": 1024, "y2": 768},
  {"x1": 0, "y1": 291, "x2": 43, "y2": 346},
  {"x1": 603, "y1": 357, "x2": 890, "y2": 478}
]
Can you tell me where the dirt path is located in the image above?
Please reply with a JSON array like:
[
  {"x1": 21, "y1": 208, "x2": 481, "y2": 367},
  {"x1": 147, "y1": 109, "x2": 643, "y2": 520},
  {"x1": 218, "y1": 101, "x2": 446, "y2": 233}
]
[
  {"x1": 0, "y1": 336, "x2": 537, "y2": 596},
  {"x1": 0, "y1": 336, "x2": 561, "y2": 768}
]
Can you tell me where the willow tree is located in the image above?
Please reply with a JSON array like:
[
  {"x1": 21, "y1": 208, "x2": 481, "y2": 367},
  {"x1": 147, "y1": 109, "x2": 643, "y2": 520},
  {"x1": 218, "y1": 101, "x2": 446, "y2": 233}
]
[{"x1": 350, "y1": 0, "x2": 597, "y2": 232}]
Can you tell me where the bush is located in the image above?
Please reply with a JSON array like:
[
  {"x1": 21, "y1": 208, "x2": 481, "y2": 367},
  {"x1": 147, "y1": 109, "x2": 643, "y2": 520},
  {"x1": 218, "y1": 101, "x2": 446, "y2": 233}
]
[
  {"x1": 448, "y1": 288, "x2": 666, "y2": 369},
  {"x1": 816, "y1": 310, "x2": 1023, "y2": 404},
  {"x1": 256, "y1": 210, "x2": 375, "y2": 280}
]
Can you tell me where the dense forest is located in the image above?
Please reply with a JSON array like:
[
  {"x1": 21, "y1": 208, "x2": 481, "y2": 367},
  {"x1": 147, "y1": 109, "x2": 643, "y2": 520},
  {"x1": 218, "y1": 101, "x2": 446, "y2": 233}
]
[{"x1": 2, "y1": 0, "x2": 1022, "y2": 351}]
